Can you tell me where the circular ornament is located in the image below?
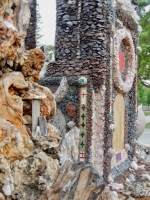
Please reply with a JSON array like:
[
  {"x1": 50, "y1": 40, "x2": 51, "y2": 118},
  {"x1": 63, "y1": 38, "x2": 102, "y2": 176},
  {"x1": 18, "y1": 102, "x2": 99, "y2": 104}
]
[
  {"x1": 113, "y1": 28, "x2": 136, "y2": 94},
  {"x1": 78, "y1": 77, "x2": 87, "y2": 85}
]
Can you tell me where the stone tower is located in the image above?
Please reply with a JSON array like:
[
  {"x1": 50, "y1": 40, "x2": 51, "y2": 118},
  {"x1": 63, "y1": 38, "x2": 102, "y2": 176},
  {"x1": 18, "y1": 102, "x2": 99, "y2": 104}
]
[{"x1": 40, "y1": 0, "x2": 140, "y2": 181}]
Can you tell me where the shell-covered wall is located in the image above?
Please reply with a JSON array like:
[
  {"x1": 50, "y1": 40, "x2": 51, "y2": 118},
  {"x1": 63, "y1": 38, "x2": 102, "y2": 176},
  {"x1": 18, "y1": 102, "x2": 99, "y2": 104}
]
[{"x1": 44, "y1": 0, "x2": 140, "y2": 182}]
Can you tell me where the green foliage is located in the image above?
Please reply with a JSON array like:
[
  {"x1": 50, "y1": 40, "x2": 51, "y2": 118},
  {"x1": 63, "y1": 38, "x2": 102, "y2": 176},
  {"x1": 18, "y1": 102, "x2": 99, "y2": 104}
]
[
  {"x1": 146, "y1": 122, "x2": 150, "y2": 128},
  {"x1": 138, "y1": 0, "x2": 150, "y2": 86},
  {"x1": 138, "y1": 82, "x2": 148, "y2": 104},
  {"x1": 45, "y1": 45, "x2": 54, "y2": 61},
  {"x1": 147, "y1": 92, "x2": 150, "y2": 105},
  {"x1": 144, "y1": 111, "x2": 150, "y2": 116},
  {"x1": 138, "y1": 1, "x2": 150, "y2": 104},
  {"x1": 138, "y1": 82, "x2": 150, "y2": 105},
  {"x1": 139, "y1": 0, "x2": 150, "y2": 16}
]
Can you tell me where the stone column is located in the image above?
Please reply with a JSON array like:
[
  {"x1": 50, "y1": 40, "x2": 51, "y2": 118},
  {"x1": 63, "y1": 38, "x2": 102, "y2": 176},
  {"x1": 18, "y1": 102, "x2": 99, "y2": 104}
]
[
  {"x1": 55, "y1": 0, "x2": 79, "y2": 61},
  {"x1": 80, "y1": 0, "x2": 114, "y2": 61}
]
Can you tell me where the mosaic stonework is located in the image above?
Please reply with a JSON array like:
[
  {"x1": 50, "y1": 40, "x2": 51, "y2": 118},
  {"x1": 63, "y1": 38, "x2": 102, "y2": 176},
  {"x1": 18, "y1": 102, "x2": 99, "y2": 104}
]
[
  {"x1": 39, "y1": 77, "x2": 79, "y2": 129},
  {"x1": 116, "y1": 0, "x2": 139, "y2": 24},
  {"x1": 0, "y1": 0, "x2": 143, "y2": 198},
  {"x1": 91, "y1": 87, "x2": 106, "y2": 176},
  {"x1": 43, "y1": 0, "x2": 139, "y2": 181},
  {"x1": 58, "y1": 86, "x2": 79, "y2": 124},
  {"x1": 111, "y1": 148, "x2": 130, "y2": 168},
  {"x1": 79, "y1": 87, "x2": 87, "y2": 161},
  {"x1": 113, "y1": 28, "x2": 136, "y2": 94}
]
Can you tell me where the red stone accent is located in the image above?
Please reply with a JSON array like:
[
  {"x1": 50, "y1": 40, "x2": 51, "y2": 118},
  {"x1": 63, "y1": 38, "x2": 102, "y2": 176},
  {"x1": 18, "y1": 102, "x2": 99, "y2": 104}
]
[{"x1": 119, "y1": 50, "x2": 125, "y2": 72}]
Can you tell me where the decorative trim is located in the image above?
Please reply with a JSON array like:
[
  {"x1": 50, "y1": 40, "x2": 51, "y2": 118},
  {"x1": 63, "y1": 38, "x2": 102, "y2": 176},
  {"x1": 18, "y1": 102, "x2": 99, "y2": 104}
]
[
  {"x1": 85, "y1": 87, "x2": 93, "y2": 163},
  {"x1": 91, "y1": 88, "x2": 105, "y2": 176},
  {"x1": 79, "y1": 87, "x2": 87, "y2": 161},
  {"x1": 113, "y1": 28, "x2": 136, "y2": 94}
]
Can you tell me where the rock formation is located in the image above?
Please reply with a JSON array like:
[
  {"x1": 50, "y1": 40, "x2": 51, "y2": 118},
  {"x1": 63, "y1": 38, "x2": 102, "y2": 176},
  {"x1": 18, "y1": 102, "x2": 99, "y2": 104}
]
[
  {"x1": 0, "y1": 1, "x2": 106, "y2": 199},
  {"x1": 1, "y1": 0, "x2": 150, "y2": 200},
  {"x1": 0, "y1": 3, "x2": 61, "y2": 198},
  {"x1": 59, "y1": 121, "x2": 80, "y2": 165},
  {"x1": 40, "y1": 162, "x2": 105, "y2": 200},
  {"x1": 0, "y1": 0, "x2": 36, "y2": 50},
  {"x1": 0, "y1": 0, "x2": 14, "y2": 19},
  {"x1": 0, "y1": 72, "x2": 34, "y2": 160}
]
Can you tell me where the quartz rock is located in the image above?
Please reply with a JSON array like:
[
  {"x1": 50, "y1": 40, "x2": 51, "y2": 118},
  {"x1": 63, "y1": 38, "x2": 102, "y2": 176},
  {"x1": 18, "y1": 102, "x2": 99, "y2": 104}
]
[
  {"x1": 128, "y1": 174, "x2": 136, "y2": 182},
  {"x1": 131, "y1": 161, "x2": 138, "y2": 170},
  {"x1": 139, "y1": 174, "x2": 150, "y2": 182},
  {"x1": 59, "y1": 125, "x2": 80, "y2": 165},
  {"x1": 54, "y1": 77, "x2": 69, "y2": 103}
]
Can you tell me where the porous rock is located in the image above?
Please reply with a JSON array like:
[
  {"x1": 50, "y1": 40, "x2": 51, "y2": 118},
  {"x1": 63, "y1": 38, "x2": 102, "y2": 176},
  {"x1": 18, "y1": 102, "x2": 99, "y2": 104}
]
[{"x1": 0, "y1": 72, "x2": 34, "y2": 160}]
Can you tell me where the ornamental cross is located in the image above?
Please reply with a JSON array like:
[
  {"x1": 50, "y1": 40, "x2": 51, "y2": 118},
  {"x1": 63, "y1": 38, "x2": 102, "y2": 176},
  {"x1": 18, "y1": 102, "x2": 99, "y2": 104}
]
[
  {"x1": 81, "y1": 131, "x2": 84, "y2": 138},
  {"x1": 81, "y1": 113, "x2": 85, "y2": 120},
  {"x1": 80, "y1": 141, "x2": 84, "y2": 148},
  {"x1": 82, "y1": 104, "x2": 86, "y2": 111},
  {"x1": 81, "y1": 122, "x2": 85, "y2": 128},
  {"x1": 82, "y1": 92, "x2": 86, "y2": 98}
]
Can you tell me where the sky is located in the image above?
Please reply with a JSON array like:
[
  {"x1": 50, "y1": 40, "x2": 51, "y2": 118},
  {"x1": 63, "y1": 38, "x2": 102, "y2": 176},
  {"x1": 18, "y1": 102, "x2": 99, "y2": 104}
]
[{"x1": 37, "y1": 0, "x2": 56, "y2": 46}]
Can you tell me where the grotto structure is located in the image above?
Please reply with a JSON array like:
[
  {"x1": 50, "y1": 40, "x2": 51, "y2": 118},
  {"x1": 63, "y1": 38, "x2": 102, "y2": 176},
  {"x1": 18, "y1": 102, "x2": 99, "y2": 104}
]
[
  {"x1": 1, "y1": 0, "x2": 150, "y2": 200},
  {"x1": 42, "y1": 0, "x2": 140, "y2": 180}
]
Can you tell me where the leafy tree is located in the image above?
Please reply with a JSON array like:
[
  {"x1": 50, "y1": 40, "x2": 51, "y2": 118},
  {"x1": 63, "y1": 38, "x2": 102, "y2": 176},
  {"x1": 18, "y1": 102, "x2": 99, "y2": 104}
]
[
  {"x1": 137, "y1": 0, "x2": 150, "y2": 104},
  {"x1": 147, "y1": 92, "x2": 150, "y2": 105},
  {"x1": 138, "y1": 82, "x2": 149, "y2": 105},
  {"x1": 138, "y1": 81, "x2": 150, "y2": 105},
  {"x1": 139, "y1": 0, "x2": 150, "y2": 16},
  {"x1": 138, "y1": 0, "x2": 150, "y2": 87}
]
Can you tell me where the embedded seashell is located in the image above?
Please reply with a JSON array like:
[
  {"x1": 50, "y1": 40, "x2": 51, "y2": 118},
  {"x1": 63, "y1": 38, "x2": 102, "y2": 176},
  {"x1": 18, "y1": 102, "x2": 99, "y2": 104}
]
[
  {"x1": 109, "y1": 124, "x2": 116, "y2": 131},
  {"x1": 108, "y1": 148, "x2": 115, "y2": 157}
]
